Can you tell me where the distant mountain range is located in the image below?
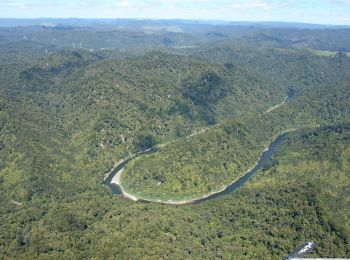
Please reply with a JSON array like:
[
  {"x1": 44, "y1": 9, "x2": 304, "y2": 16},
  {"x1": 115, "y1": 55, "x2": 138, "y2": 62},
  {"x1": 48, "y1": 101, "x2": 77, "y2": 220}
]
[{"x1": 0, "y1": 18, "x2": 349, "y2": 28}]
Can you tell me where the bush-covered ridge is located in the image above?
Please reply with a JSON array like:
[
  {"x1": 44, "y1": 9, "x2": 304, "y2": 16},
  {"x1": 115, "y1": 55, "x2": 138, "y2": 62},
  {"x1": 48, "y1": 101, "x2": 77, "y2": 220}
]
[
  {"x1": 118, "y1": 77, "x2": 349, "y2": 200},
  {"x1": 0, "y1": 30, "x2": 350, "y2": 258}
]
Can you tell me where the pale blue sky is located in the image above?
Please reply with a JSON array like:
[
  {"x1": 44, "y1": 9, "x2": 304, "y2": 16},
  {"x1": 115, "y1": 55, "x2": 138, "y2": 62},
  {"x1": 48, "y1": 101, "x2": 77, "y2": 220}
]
[{"x1": 1, "y1": 0, "x2": 350, "y2": 25}]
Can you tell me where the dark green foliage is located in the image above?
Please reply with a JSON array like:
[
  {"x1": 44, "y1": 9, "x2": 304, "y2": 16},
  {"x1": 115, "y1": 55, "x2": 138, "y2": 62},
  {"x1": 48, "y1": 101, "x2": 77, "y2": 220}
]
[
  {"x1": 191, "y1": 45, "x2": 350, "y2": 93},
  {"x1": 182, "y1": 71, "x2": 226, "y2": 105},
  {"x1": 133, "y1": 134, "x2": 157, "y2": 152},
  {"x1": 0, "y1": 24, "x2": 350, "y2": 259},
  {"x1": 121, "y1": 79, "x2": 350, "y2": 200}
]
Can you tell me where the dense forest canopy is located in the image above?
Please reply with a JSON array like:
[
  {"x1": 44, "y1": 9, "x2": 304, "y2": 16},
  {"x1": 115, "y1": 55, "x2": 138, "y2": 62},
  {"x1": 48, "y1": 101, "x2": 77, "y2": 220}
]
[{"x1": 0, "y1": 19, "x2": 349, "y2": 258}]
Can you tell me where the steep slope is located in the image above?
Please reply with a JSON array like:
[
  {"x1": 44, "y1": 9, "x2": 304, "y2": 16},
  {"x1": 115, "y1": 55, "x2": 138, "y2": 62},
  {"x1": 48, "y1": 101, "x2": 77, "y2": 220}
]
[
  {"x1": 0, "y1": 39, "x2": 350, "y2": 259},
  {"x1": 119, "y1": 79, "x2": 350, "y2": 201},
  {"x1": 191, "y1": 44, "x2": 350, "y2": 92},
  {"x1": 0, "y1": 49, "x2": 286, "y2": 202}
]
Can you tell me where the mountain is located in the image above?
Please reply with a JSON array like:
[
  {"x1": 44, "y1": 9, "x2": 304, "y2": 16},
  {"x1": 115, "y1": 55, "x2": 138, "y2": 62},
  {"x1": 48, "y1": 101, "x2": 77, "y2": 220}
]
[{"x1": 0, "y1": 22, "x2": 349, "y2": 259}]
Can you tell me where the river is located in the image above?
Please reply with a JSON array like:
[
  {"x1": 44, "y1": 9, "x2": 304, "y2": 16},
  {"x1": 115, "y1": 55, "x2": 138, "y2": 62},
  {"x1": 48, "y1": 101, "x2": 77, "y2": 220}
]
[
  {"x1": 104, "y1": 132, "x2": 288, "y2": 205},
  {"x1": 105, "y1": 92, "x2": 295, "y2": 204}
]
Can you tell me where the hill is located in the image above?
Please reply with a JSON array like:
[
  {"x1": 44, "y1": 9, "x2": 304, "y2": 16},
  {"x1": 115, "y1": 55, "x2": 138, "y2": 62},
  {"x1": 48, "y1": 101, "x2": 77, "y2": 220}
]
[{"x1": 0, "y1": 24, "x2": 349, "y2": 258}]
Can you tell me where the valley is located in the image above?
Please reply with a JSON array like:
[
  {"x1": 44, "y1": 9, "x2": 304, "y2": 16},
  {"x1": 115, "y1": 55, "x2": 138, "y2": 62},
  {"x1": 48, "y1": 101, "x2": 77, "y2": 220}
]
[{"x1": 0, "y1": 19, "x2": 349, "y2": 259}]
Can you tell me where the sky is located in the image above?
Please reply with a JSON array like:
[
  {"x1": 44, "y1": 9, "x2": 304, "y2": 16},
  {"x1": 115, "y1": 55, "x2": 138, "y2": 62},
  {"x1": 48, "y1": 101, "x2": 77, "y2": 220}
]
[{"x1": 0, "y1": 0, "x2": 350, "y2": 25}]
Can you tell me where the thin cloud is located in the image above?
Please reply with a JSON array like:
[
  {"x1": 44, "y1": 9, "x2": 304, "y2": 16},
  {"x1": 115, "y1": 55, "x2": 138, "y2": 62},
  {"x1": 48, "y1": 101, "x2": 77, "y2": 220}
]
[
  {"x1": 328, "y1": 0, "x2": 350, "y2": 4},
  {"x1": 0, "y1": 0, "x2": 349, "y2": 25}
]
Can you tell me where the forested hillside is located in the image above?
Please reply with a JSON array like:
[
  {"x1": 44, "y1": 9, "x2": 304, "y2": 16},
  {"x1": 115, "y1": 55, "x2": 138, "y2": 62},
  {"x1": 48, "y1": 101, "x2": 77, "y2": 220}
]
[
  {"x1": 0, "y1": 21, "x2": 349, "y2": 258},
  {"x1": 121, "y1": 79, "x2": 350, "y2": 201},
  {"x1": 191, "y1": 45, "x2": 350, "y2": 91}
]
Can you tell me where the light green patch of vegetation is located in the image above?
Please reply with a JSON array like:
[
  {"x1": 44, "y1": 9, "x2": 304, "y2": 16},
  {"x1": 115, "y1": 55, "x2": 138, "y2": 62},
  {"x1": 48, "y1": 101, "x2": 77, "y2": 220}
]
[{"x1": 1, "y1": 25, "x2": 350, "y2": 258}]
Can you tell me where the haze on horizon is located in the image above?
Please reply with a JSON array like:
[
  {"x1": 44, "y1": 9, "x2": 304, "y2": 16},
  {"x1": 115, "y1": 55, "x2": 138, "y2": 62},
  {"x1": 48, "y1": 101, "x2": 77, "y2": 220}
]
[{"x1": 0, "y1": 0, "x2": 350, "y2": 26}]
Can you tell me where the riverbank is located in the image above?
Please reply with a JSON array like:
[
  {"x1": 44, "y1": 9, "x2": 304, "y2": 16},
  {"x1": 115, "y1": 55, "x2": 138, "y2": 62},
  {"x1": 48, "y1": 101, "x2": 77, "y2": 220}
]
[
  {"x1": 116, "y1": 131, "x2": 289, "y2": 205},
  {"x1": 104, "y1": 96, "x2": 303, "y2": 205},
  {"x1": 113, "y1": 125, "x2": 320, "y2": 205},
  {"x1": 110, "y1": 168, "x2": 138, "y2": 201}
]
